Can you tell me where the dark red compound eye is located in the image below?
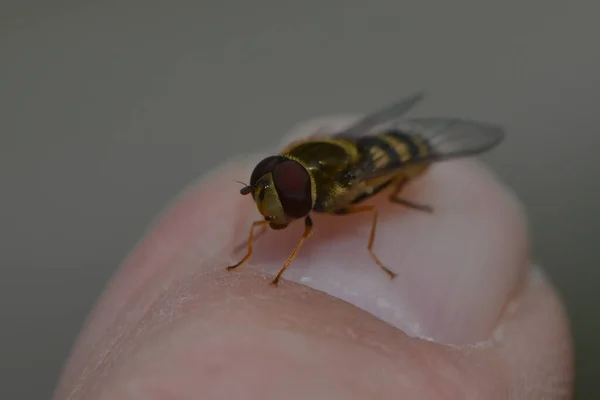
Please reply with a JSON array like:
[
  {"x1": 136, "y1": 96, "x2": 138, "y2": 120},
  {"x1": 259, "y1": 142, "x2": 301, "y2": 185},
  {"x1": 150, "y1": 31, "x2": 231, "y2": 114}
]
[
  {"x1": 272, "y1": 160, "x2": 312, "y2": 218},
  {"x1": 250, "y1": 156, "x2": 282, "y2": 188},
  {"x1": 248, "y1": 156, "x2": 284, "y2": 197}
]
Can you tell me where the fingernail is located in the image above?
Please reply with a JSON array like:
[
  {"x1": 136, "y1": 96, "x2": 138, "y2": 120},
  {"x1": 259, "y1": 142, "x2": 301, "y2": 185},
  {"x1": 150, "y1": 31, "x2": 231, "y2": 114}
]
[{"x1": 243, "y1": 116, "x2": 530, "y2": 345}]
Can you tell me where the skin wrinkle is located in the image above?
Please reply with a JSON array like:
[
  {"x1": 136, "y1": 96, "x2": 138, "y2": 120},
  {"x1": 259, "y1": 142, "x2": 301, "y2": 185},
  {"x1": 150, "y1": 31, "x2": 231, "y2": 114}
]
[
  {"x1": 77, "y1": 268, "x2": 489, "y2": 399},
  {"x1": 108, "y1": 333, "x2": 449, "y2": 399}
]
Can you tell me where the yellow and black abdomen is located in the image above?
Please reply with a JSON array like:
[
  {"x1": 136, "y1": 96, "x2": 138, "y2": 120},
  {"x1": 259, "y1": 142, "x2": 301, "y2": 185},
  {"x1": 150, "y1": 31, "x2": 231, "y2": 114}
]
[
  {"x1": 356, "y1": 129, "x2": 431, "y2": 172},
  {"x1": 344, "y1": 129, "x2": 433, "y2": 205}
]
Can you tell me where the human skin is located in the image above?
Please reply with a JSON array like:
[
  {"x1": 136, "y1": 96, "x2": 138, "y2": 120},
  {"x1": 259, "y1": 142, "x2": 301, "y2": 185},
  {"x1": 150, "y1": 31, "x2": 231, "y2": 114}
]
[{"x1": 53, "y1": 116, "x2": 574, "y2": 399}]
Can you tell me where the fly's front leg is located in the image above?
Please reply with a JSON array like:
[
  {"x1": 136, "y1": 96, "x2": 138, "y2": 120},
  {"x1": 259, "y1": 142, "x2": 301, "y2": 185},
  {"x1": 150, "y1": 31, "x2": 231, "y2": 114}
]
[
  {"x1": 227, "y1": 220, "x2": 270, "y2": 270},
  {"x1": 233, "y1": 223, "x2": 268, "y2": 254},
  {"x1": 270, "y1": 215, "x2": 313, "y2": 287}
]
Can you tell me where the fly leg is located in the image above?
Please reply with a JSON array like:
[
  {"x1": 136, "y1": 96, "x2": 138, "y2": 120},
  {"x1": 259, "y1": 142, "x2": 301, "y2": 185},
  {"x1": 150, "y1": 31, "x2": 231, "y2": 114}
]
[
  {"x1": 271, "y1": 216, "x2": 313, "y2": 287},
  {"x1": 335, "y1": 205, "x2": 397, "y2": 279},
  {"x1": 388, "y1": 179, "x2": 433, "y2": 213},
  {"x1": 233, "y1": 223, "x2": 268, "y2": 254},
  {"x1": 227, "y1": 220, "x2": 270, "y2": 270}
]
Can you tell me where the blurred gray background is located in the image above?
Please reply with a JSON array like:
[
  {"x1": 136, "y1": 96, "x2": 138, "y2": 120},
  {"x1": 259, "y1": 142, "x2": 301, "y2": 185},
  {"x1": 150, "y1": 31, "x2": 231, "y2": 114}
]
[{"x1": 1, "y1": 0, "x2": 598, "y2": 398}]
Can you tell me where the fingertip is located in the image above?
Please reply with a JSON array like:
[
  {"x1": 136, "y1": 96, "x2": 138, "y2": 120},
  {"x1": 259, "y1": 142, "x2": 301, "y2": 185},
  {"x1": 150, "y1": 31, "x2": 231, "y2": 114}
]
[{"x1": 59, "y1": 114, "x2": 524, "y2": 394}]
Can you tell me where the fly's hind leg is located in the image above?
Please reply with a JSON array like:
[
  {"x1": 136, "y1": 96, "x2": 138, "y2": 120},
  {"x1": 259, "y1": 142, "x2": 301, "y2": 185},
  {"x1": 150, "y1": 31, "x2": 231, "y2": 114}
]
[
  {"x1": 389, "y1": 179, "x2": 433, "y2": 213},
  {"x1": 335, "y1": 205, "x2": 397, "y2": 280}
]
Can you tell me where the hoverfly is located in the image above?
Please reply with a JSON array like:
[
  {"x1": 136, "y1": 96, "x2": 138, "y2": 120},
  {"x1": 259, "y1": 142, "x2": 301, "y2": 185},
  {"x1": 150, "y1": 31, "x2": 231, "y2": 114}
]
[{"x1": 228, "y1": 92, "x2": 505, "y2": 286}]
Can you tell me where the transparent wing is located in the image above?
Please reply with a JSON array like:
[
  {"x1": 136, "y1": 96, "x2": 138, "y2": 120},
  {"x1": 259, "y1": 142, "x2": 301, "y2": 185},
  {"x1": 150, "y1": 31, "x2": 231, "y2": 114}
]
[
  {"x1": 350, "y1": 117, "x2": 505, "y2": 181},
  {"x1": 334, "y1": 92, "x2": 425, "y2": 138},
  {"x1": 403, "y1": 117, "x2": 505, "y2": 160}
]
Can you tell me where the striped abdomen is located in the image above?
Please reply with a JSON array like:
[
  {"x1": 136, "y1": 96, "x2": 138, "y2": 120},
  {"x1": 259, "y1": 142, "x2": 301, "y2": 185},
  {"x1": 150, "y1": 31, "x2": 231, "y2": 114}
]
[
  {"x1": 346, "y1": 130, "x2": 432, "y2": 205},
  {"x1": 355, "y1": 129, "x2": 431, "y2": 172}
]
